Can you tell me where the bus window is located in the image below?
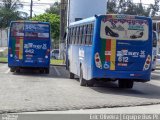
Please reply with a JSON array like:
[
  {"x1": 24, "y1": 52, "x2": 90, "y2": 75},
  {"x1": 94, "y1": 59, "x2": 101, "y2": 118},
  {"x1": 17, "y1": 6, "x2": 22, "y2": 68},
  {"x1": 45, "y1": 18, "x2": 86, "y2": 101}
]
[
  {"x1": 79, "y1": 26, "x2": 83, "y2": 45},
  {"x1": 153, "y1": 31, "x2": 157, "y2": 47},
  {"x1": 72, "y1": 27, "x2": 76, "y2": 44},
  {"x1": 153, "y1": 23, "x2": 156, "y2": 31},
  {"x1": 11, "y1": 23, "x2": 24, "y2": 37},
  {"x1": 82, "y1": 25, "x2": 87, "y2": 45}
]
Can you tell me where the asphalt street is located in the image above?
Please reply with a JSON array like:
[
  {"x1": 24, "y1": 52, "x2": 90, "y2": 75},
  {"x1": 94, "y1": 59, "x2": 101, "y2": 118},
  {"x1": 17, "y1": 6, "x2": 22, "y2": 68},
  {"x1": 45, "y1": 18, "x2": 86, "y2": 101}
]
[{"x1": 0, "y1": 63, "x2": 160, "y2": 113}]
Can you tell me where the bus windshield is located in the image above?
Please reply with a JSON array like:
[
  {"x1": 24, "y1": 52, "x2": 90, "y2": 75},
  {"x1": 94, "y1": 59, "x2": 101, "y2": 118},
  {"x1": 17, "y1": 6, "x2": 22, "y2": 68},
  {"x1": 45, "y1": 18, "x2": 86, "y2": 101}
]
[{"x1": 100, "y1": 17, "x2": 149, "y2": 41}]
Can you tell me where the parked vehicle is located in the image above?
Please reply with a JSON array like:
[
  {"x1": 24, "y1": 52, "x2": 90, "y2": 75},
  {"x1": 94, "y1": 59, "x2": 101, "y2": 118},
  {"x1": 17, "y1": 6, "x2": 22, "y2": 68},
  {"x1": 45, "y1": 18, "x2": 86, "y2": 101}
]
[
  {"x1": 51, "y1": 49, "x2": 59, "y2": 59},
  {"x1": 66, "y1": 14, "x2": 152, "y2": 88},
  {"x1": 152, "y1": 31, "x2": 158, "y2": 71},
  {"x1": 8, "y1": 21, "x2": 51, "y2": 74},
  {"x1": 157, "y1": 54, "x2": 160, "y2": 66}
]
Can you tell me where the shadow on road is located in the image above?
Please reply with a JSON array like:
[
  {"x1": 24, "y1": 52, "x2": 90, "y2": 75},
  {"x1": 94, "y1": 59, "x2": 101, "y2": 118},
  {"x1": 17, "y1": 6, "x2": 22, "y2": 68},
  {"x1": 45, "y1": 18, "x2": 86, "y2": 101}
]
[
  {"x1": 11, "y1": 65, "x2": 69, "y2": 79},
  {"x1": 88, "y1": 80, "x2": 160, "y2": 100}
]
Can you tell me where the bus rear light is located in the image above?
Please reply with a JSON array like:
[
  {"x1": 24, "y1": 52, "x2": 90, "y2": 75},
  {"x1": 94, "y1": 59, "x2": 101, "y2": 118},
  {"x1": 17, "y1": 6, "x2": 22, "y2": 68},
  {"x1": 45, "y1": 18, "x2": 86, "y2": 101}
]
[
  {"x1": 46, "y1": 49, "x2": 50, "y2": 56},
  {"x1": 96, "y1": 58, "x2": 100, "y2": 62},
  {"x1": 47, "y1": 49, "x2": 50, "y2": 52},
  {"x1": 146, "y1": 60, "x2": 150, "y2": 64},
  {"x1": 9, "y1": 48, "x2": 12, "y2": 54},
  {"x1": 143, "y1": 55, "x2": 151, "y2": 71},
  {"x1": 95, "y1": 52, "x2": 102, "y2": 69},
  {"x1": 45, "y1": 55, "x2": 48, "y2": 59},
  {"x1": 10, "y1": 54, "x2": 13, "y2": 57}
]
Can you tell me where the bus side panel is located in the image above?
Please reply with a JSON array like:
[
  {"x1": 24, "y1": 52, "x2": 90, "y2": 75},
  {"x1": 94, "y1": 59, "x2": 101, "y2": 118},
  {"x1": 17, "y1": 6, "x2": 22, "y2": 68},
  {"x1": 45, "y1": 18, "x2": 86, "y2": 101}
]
[{"x1": 68, "y1": 45, "x2": 92, "y2": 80}]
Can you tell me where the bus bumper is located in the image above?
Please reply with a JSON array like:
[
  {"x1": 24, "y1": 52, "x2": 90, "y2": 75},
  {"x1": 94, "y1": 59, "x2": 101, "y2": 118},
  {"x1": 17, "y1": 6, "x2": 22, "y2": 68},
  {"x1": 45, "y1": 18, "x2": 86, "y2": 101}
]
[{"x1": 92, "y1": 70, "x2": 151, "y2": 82}]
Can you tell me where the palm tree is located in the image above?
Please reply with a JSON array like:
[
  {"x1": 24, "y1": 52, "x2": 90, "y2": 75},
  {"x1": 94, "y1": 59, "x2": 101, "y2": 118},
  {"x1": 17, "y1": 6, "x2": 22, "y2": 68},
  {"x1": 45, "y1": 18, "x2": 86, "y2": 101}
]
[{"x1": 0, "y1": 0, "x2": 28, "y2": 28}]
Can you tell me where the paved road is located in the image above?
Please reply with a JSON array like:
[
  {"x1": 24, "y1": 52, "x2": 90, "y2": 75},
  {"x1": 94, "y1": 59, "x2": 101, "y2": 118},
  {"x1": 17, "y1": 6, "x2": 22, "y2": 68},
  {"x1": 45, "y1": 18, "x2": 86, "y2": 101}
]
[{"x1": 0, "y1": 63, "x2": 160, "y2": 113}]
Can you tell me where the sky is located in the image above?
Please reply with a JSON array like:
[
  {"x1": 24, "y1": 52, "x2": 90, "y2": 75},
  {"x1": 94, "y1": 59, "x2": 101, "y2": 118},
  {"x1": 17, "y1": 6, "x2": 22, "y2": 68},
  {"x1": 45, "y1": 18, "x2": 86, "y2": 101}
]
[
  {"x1": 20, "y1": 0, "x2": 60, "y2": 16},
  {"x1": 20, "y1": 0, "x2": 156, "y2": 16}
]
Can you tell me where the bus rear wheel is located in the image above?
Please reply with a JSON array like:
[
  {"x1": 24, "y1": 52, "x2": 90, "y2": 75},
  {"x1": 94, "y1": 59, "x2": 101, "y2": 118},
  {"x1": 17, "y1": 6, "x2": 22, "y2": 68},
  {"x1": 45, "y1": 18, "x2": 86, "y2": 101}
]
[
  {"x1": 87, "y1": 79, "x2": 95, "y2": 87},
  {"x1": 79, "y1": 67, "x2": 86, "y2": 86},
  {"x1": 118, "y1": 80, "x2": 134, "y2": 89},
  {"x1": 45, "y1": 68, "x2": 49, "y2": 74},
  {"x1": 10, "y1": 68, "x2": 15, "y2": 72},
  {"x1": 69, "y1": 72, "x2": 74, "y2": 79},
  {"x1": 69, "y1": 64, "x2": 74, "y2": 79}
]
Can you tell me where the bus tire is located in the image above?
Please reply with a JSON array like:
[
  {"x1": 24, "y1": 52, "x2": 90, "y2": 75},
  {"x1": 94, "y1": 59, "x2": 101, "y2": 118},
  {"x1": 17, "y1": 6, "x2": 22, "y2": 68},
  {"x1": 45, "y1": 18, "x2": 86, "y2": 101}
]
[
  {"x1": 69, "y1": 72, "x2": 74, "y2": 79},
  {"x1": 87, "y1": 79, "x2": 95, "y2": 87},
  {"x1": 10, "y1": 68, "x2": 15, "y2": 72},
  {"x1": 79, "y1": 67, "x2": 86, "y2": 86},
  {"x1": 45, "y1": 68, "x2": 49, "y2": 74},
  {"x1": 16, "y1": 68, "x2": 20, "y2": 73},
  {"x1": 118, "y1": 80, "x2": 134, "y2": 89},
  {"x1": 68, "y1": 62, "x2": 74, "y2": 79}
]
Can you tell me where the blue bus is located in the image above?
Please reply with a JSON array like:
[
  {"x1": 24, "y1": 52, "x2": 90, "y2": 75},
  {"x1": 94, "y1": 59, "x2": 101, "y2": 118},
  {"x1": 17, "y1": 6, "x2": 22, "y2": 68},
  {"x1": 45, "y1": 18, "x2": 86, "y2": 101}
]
[
  {"x1": 66, "y1": 14, "x2": 152, "y2": 88},
  {"x1": 8, "y1": 21, "x2": 51, "y2": 74}
]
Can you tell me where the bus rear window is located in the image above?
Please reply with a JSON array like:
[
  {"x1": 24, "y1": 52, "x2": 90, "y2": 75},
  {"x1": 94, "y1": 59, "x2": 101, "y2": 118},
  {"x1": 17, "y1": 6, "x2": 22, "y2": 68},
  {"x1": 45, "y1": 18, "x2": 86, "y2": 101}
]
[
  {"x1": 11, "y1": 22, "x2": 50, "y2": 38},
  {"x1": 11, "y1": 23, "x2": 24, "y2": 37},
  {"x1": 25, "y1": 23, "x2": 50, "y2": 38},
  {"x1": 100, "y1": 16, "x2": 149, "y2": 41}
]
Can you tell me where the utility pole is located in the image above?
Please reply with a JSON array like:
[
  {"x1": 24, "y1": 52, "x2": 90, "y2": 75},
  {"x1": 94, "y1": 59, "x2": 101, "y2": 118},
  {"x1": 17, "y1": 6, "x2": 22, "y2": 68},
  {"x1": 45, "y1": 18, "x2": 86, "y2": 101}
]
[
  {"x1": 59, "y1": 0, "x2": 67, "y2": 59},
  {"x1": 30, "y1": 0, "x2": 33, "y2": 18}
]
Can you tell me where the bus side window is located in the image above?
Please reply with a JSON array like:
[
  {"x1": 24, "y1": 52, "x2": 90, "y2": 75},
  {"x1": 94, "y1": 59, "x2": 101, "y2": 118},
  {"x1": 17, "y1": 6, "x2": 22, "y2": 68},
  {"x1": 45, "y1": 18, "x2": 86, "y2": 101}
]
[
  {"x1": 153, "y1": 31, "x2": 157, "y2": 47},
  {"x1": 75, "y1": 27, "x2": 79, "y2": 45},
  {"x1": 79, "y1": 26, "x2": 83, "y2": 45},
  {"x1": 69, "y1": 28, "x2": 73, "y2": 44},
  {"x1": 88, "y1": 24, "x2": 93, "y2": 45},
  {"x1": 72, "y1": 27, "x2": 76, "y2": 44},
  {"x1": 153, "y1": 23, "x2": 156, "y2": 31},
  {"x1": 67, "y1": 28, "x2": 70, "y2": 44},
  {"x1": 85, "y1": 25, "x2": 88, "y2": 45},
  {"x1": 82, "y1": 25, "x2": 86, "y2": 45},
  {"x1": 77, "y1": 26, "x2": 80, "y2": 45},
  {"x1": 74, "y1": 27, "x2": 77, "y2": 44},
  {"x1": 86, "y1": 24, "x2": 92, "y2": 45},
  {"x1": 90, "y1": 24, "x2": 94, "y2": 45}
]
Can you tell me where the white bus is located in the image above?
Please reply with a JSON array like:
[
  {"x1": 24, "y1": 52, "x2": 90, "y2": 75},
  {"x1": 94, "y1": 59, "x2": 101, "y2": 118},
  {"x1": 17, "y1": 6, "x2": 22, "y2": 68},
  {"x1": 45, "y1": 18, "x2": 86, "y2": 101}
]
[{"x1": 153, "y1": 21, "x2": 160, "y2": 66}]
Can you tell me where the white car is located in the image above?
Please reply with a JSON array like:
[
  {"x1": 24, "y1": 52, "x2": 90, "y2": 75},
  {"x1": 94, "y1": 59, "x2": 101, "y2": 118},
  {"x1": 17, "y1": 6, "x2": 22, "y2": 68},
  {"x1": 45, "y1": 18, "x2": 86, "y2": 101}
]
[
  {"x1": 157, "y1": 54, "x2": 160, "y2": 66},
  {"x1": 51, "y1": 49, "x2": 59, "y2": 59}
]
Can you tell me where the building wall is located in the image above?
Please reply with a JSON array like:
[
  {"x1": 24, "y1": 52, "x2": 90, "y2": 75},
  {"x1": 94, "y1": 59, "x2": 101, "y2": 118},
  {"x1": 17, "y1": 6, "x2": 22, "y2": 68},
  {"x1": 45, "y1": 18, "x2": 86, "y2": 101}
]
[
  {"x1": 0, "y1": 28, "x2": 8, "y2": 47},
  {"x1": 67, "y1": 0, "x2": 107, "y2": 24}
]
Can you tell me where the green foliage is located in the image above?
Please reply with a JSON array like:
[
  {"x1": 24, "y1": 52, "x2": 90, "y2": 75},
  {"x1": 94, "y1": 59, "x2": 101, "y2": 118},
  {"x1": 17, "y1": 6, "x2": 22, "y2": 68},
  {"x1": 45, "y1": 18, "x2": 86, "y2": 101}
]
[
  {"x1": 107, "y1": 1, "x2": 117, "y2": 14},
  {"x1": 31, "y1": 13, "x2": 60, "y2": 40},
  {"x1": 107, "y1": 0, "x2": 159, "y2": 17},
  {"x1": 0, "y1": 0, "x2": 28, "y2": 28},
  {"x1": 45, "y1": 2, "x2": 60, "y2": 15}
]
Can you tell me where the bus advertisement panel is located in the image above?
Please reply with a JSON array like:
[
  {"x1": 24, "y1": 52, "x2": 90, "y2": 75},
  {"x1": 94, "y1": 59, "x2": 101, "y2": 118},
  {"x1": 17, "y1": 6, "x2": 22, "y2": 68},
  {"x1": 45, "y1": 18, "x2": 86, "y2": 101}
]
[
  {"x1": 8, "y1": 21, "x2": 51, "y2": 74},
  {"x1": 66, "y1": 14, "x2": 152, "y2": 88}
]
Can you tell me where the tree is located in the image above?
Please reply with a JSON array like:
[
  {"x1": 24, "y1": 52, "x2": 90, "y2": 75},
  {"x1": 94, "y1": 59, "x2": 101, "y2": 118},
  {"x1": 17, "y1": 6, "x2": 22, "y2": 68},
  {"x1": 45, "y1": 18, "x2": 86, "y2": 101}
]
[
  {"x1": 107, "y1": 0, "x2": 117, "y2": 14},
  {"x1": 0, "y1": 0, "x2": 28, "y2": 28},
  {"x1": 45, "y1": 2, "x2": 60, "y2": 15},
  {"x1": 31, "y1": 13, "x2": 60, "y2": 48}
]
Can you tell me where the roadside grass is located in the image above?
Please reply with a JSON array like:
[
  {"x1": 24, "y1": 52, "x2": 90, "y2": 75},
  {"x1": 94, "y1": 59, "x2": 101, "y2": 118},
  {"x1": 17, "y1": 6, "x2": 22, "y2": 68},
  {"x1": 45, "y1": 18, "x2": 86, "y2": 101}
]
[
  {"x1": 0, "y1": 57, "x2": 64, "y2": 65},
  {"x1": 50, "y1": 59, "x2": 64, "y2": 65},
  {"x1": 0, "y1": 57, "x2": 8, "y2": 63}
]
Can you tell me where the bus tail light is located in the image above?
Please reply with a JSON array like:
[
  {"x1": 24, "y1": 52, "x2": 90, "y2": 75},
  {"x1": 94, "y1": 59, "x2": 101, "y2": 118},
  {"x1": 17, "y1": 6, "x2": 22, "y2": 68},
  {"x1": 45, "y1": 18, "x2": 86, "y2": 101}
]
[
  {"x1": 95, "y1": 52, "x2": 102, "y2": 69},
  {"x1": 45, "y1": 49, "x2": 50, "y2": 59},
  {"x1": 143, "y1": 55, "x2": 151, "y2": 71},
  {"x1": 9, "y1": 48, "x2": 13, "y2": 57}
]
